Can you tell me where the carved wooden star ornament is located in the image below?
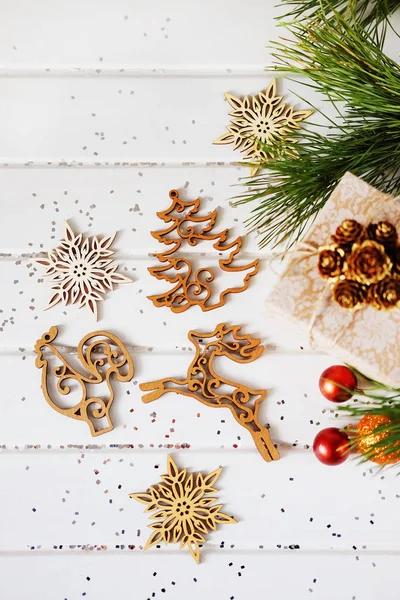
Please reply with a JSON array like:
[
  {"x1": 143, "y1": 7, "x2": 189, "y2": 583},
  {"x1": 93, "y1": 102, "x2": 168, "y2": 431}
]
[
  {"x1": 130, "y1": 455, "x2": 237, "y2": 563},
  {"x1": 213, "y1": 79, "x2": 313, "y2": 175},
  {"x1": 37, "y1": 222, "x2": 132, "y2": 320}
]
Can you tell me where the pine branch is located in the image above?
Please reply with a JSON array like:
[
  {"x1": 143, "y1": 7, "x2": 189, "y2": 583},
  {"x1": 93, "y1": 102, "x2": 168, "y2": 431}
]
[
  {"x1": 331, "y1": 368, "x2": 400, "y2": 465},
  {"x1": 235, "y1": 126, "x2": 400, "y2": 248},
  {"x1": 339, "y1": 393, "x2": 400, "y2": 465},
  {"x1": 280, "y1": 0, "x2": 400, "y2": 30},
  {"x1": 236, "y1": 11, "x2": 400, "y2": 248}
]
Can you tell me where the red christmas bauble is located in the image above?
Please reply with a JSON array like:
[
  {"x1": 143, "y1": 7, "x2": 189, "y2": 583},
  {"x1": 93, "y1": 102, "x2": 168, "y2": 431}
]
[
  {"x1": 313, "y1": 427, "x2": 350, "y2": 466},
  {"x1": 319, "y1": 365, "x2": 357, "y2": 403}
]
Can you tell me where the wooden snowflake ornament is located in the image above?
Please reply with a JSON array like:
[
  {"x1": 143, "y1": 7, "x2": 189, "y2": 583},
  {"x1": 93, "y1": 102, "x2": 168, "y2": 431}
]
[
  {"x1": 213, "y1": 79, "x2": 313, "y2": 175},
  {"x1": 34, "y1": 326, "x2": 135, "y2": 436},
  {"x1": 37, "y1": 222, "x2": 132, "y2": 320},
  {"x1": 130, "y1": 455, "x2": 237, "y2": 564}
]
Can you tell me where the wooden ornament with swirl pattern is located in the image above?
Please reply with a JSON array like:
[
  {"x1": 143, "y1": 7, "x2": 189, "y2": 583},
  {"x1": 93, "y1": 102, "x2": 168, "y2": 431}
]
[{"x1": 34, "y1": 326, "x2": 134, "y2": 436}]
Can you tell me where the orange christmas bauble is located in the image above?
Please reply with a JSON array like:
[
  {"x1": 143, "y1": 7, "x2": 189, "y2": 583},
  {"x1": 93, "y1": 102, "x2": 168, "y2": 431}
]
[{"x1": 356, "y1": 414, "x2": 400, "y2": 465}]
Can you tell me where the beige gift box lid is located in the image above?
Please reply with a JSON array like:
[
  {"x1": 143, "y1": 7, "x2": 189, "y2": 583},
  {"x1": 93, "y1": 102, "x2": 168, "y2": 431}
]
[{"x1": 267, "y1": 172, "x2": 400, "y2": 388}]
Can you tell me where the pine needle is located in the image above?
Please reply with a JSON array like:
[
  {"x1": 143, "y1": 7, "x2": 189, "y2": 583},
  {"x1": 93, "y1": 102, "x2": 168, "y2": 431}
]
[
  {"x1": 236, "y1": 9, "x2": 400, "y2": 248},
  {"x1": 323, "y1": 368, "x2": 400, "y2": 466},
  {"x1": 280, "y1": 0, "x2": 400, "y2": 31},
  {"x1": 339, "y1": 391, "x2": 400, "y2": 465}
]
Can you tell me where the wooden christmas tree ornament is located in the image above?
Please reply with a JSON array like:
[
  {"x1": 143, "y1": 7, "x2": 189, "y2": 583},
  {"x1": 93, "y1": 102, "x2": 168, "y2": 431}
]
[
  {"x1": 130, "y1": 455, "x2": 237, "y2": 563},
  {"x1": 148, "y1": 189, "x2": 259, "y2": 313},
  {"x1": 37, "y1": 222, "x2": 132, "y2": 320},
  {"x1": 140, "y1": 323, "x2": 279, "y2": 462},
  {"x1": 34, "y1": 326, "x2": 134, "y2": 436},
  {"x1": 213, "y1": 79, "x2": 313, "y2": 175}
]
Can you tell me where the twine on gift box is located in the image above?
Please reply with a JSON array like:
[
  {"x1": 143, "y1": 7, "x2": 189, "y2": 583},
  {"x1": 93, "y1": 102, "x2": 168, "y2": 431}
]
[
  {"x1": 306, "y1": 280, "x2": 365, "y2": 350},
  {"x1": 270, "y1": 238, "x2": 370, "y2": 351},
  {"x1": 268, "y1": 241, "x2": 318, "y2": 276},
  {"x1": 287, "y1": 241, "x2": 361, "y2": 349}
]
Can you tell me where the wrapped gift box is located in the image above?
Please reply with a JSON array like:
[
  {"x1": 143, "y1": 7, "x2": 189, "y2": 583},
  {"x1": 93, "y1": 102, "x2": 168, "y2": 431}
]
[{"x1": 267, "y1": 172, "x2": 400, "y2": 388}]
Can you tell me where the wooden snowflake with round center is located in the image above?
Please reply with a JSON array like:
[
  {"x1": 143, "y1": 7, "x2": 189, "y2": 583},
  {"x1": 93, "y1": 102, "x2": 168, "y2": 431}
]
[
  {"x1": 130, "y1": 455, "x2": 237, "y2": 563},
  {"x1": 37, "y1": 222, "x2": 132, "y2": 320},
  {"x1": 213, "y1": 79, "x2": 313, "y2": 175}
]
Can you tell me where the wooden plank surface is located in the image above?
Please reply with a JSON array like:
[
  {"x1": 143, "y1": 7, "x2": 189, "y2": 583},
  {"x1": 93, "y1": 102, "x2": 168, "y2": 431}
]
[
  {"x1": 0, "y1": 77, "x2": 325, "y2": 163},
  {"x1": 1, "y1": 1, "x2": 400, "y2": 599},
  {"x1": 1, "y1": 451, "x2": 399, "y2": 550},
  {"x1": 2, "y1": 553, "x2": 399, "y2": 600},
  {"x1": 0, "y1": 0, "x2": 278, "y2": 68}
]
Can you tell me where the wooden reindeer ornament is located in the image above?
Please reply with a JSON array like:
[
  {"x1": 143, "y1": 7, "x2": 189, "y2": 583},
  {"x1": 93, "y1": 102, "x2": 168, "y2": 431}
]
[
  {"x1": 140, "y1": 323, "x2": 279, "y2": 462},
  {"x1": 34, "y1": 326, "x2": 134, "y2": 436},
  {"x1": 147, "y1": 189, "x2": 259, "y2": 313}
]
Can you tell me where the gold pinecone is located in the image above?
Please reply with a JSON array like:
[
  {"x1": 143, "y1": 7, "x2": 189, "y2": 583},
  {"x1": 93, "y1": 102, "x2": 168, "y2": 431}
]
[
  {"x1": 318, "y1": 245, "x2": 345, "y2": 279},
  {"x1": 367, "y1": 221, "x2": 398, "y2": 249},
  {"x1": 392, "y1": 247, "x2": 400, "y2": 278},
  {"x1": 332, "y1": 219, "x2": 365, "y2": 246},
  {"x1": 347, "y1": 240, "x2": 392, "y2": 285},
  {"x1": 367, "y1": 277, "x2": 400, "y2": 310},
  {"x1": 332, "y1": 279, "x2": 366, "y2": 310}
]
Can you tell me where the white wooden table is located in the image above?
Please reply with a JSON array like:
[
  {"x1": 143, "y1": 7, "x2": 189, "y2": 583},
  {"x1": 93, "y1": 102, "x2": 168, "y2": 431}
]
[{"x1": 1, "y1": 2, "x2": 399, "y2": 598}]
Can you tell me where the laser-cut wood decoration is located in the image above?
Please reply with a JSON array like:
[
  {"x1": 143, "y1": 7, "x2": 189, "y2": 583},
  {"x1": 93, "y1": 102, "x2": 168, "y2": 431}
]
[
  {"x1": 148, "y1": 189, "x2": 259, "y2": 312},
  {"x1": 34, "y1": 326, "x2": 134, "y2": 436},
  {"x1": 140, "y1": 323, "x2": 279, "y2": 462},
  {"x1": 213, "y1": 79, "x2": 313, "y2": 175},
  {"x1": 130, "y1": 455, "x2": 237, "y2": 564},
  {"x1": 37, "y1": 222, "x2": 132, "y2": 320}
]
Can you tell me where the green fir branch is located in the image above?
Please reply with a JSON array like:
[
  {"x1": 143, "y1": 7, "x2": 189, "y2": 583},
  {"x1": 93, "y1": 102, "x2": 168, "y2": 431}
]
[
  {"x1": 336, "y1": 370, "x2": 400, "y2": 465},
  {"x1": 343, "y1": 404, "x2": 400, "y2": 465},
  {"x1": 236, "y1": 11, "x2": 400, "y2": 248},
  {"x1": 280, "y1": 0, "x2": 400, "y2": 31}
]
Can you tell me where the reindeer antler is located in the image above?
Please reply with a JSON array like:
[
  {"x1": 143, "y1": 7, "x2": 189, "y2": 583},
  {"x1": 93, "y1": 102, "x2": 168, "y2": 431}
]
[{"x1": 213, "y1": 324, "x2": 264, "y2": 363}]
